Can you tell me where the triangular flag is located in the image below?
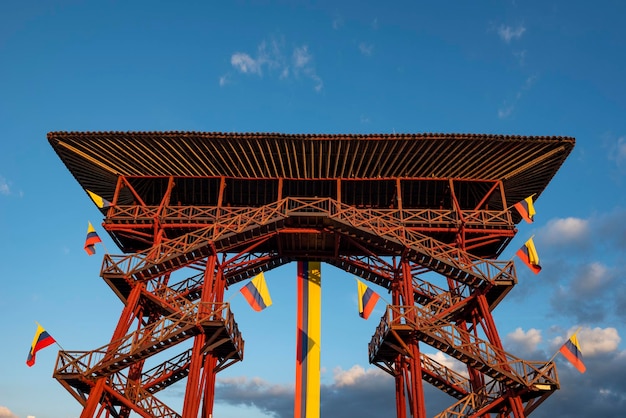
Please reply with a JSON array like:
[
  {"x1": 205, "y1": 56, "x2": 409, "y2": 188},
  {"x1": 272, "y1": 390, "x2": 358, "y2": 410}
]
[{"x1": 87, "y1": 190, "x2": 112, "y2": 208}]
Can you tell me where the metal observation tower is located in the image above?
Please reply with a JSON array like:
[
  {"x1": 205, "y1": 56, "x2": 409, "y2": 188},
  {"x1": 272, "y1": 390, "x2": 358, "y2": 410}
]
[{"x1": 49, "y1": 131, "x2": 574, "y2": 418}]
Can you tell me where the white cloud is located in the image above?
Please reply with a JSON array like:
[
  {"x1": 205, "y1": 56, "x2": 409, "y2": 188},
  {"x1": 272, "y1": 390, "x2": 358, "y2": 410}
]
[
  {"x1": 513, "y1": 49, "x2": 527, "y2": 65},
  {"x1": 553, "y1": 326, "x2": 621, "y2": 356},
  {"x1": 506, "y1": 327, "x2": 542, "y2": 353},
  {"x1": 0, "y1": 176, "x2": 10, "y2": 195},
  {"x1": 293, "y1": 46, "x2": 311, "y2": 68},
  {"x1": 571, "y1": 262, "x2": 612, "y2": 294},
  {"x1": 231, "y1": 53, "x2": 262, "y2": 75},
  {"x1": 358, "y1": 42, "x2": 374, "y2": 56},
  {"x1": 542, "y1": 217, "x2": 590, "y2": 244},
  {"x1": 0, "y1": 406, "x2": 18, "y2": 418},
  {"x1": 332, "y1": 16, "x2": 343, "y2": 30},
  {"x1": 497, "y1": 75, "x2": 537, "y2": 119},
  {"x1": 225, "y1": 39, "x2": 323, "y2": 92},
  {"x1": 498, "y1": 24, "x2": 526, "y2": 43},
  {"x1": 498, "y1": 104, "x2": 514, "y2": 119},
  {"x1": 609, "y1": 136, "x2": 626, "y2": 168},
  {"x1": 332, "y1": 364, "x2": 387, "y2": 387}
]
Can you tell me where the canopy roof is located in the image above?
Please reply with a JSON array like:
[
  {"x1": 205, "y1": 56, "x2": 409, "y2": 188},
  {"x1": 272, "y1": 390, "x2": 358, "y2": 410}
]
[{"x1": 48, "y1": 131, "x2": 575, "y2": 205}]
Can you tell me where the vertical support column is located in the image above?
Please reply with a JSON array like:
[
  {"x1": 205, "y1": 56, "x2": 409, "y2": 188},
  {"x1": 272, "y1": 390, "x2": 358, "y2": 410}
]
[
  {"x1": 201, "y1": 266, "x2": 226, "y2": 418},
  {"x1": 391, "y1": 275, "x2": 407, "y2": 418},
  {"x1": 182, "y1": 254, "x2": 221, "y2": 418},
  {"x1": 80, "y1": 283, "x2": 145, "y2": 418},
  {"x1": 400, "y1": 259, "x2": 427, "y2": 418},
  {"x1": 294, "y1": 261, "x2": 322, "y2": 418}
]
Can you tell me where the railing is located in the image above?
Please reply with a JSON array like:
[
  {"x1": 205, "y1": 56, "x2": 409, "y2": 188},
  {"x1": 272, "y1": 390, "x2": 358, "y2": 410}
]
[
  {"x1": 369, "y1": 305, "x2": 558, "y2": 391},
  {"x1": 100, "y1": 198, "x2": 517, "y2": 290},
  {"x1": 54, "y1": 302, "x2": 239, "y2": 379},
  {"x1": 420, "y1": 352, "x2": 472, "y2": 397},
  {"x1": 106, "y1": 370, "x2": 181, "y2": 418},
  {"x1": 108, "y1": 200, "x2": 513, "y2": 229},
  {"x1": 141, "y1": 349, "x2": 193, "y2": 392}
]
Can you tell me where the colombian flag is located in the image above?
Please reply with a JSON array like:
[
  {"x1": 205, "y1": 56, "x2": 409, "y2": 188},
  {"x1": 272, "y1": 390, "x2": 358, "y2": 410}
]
[
  {"x1": 559, "y1": 333, "x2": 586, "y2": 373},
  {"x1": 84, "y1": 221, "x2": 102, "y2": 256},
  {"x1": 516, "y1": 237, "x2": 542, "y2": 274},
  {"x1": 357, "y1": 279, "x2": 380, "y2": 320},
  {"x1": 514, "y1": 195, "x2": 536, "y2": 224},
  {"x1": 87, "y1": 190, "x2": 112, "y2": 208},
  {"x1": 26, "y1": 324, "x2": 56, "y2": 367},
  {"x1": 240, "y1": 272, "x2": 272, "y2": 311}
]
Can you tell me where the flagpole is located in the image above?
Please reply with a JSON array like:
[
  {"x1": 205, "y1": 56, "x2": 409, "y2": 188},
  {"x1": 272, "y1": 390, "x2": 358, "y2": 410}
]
[
  {"x1": 96, "y1": 221, "x2": 110, "y2": 255},
  {"x1": 99, "y1": 238, "x2": 110, "y2": 255}
]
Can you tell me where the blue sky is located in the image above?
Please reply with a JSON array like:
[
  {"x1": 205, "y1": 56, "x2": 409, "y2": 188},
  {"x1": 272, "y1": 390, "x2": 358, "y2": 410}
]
[{"x1": 1, "y1": 1, "x2": 626, "y2": 417}]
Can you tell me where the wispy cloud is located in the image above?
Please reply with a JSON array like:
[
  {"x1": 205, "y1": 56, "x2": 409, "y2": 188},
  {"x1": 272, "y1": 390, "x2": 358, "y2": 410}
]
[
  {"x1": 332, "y1": 15, "x2": 343, "y2": 30},
  {"x1": 0, "y1": 176, "x2": 10, "y2": 195},
  {"x1": 230, "y1": 53, "x2": 263, "y2": 75},
  {"x1": 497, "y1": 74, "x2": 537, "y2": 118},
  {"x1": 609, "y1": 136, "x2": 626, "y2": 169},
  {"x1": 222, "y1": 38, "x2": 323, "y2": 92},
  {"x1": 218, "y1": 74, "x2": 230, "y2": 86},
  {"x1": 358, "y1": 42, "x2": 374, "y2": 56},
  {"x1": 498, "y1": 24, "x2": 526, "y2": 43}
]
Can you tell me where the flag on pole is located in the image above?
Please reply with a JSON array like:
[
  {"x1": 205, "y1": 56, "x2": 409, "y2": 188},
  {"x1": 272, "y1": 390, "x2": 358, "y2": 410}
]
[
  {"x1": 84, "y1": 221, "x2": 102, "y2": 256},
  {"x1": 514, "y1": 195, "x2": 536, "y2": 224},
  {"x1": 26, "y1": 324, "x2": 56, "y2": 367},
  {"x1": 240, "y1": 272, "x2": 273, "y2": 311},
  {"x1": 357, "y1": 279, "x2": 380, "y2": 320},
  {"x1": 87, "y1": 190, "x2": 112, "y2": 208},
  {"x1": 516, "y1": 237, "x2": 542, "y2": 274},
  {"x1": 559, "y1": 333, "x2": 586, "y2": 373}
]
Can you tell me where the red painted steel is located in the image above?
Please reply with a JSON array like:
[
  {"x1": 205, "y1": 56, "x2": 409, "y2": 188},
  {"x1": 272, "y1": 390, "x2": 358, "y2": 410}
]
[{"x1": 53, "y1": 172, "x2": 560, "y2": 418}]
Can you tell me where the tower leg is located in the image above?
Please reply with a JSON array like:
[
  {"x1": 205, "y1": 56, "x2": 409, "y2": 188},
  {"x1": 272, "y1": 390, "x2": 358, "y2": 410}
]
[
  {"x1": 182, "y1": 254, "x2": 224, "y2": 418},
  {"x1": 294, "y1": 261, "x2": 322, "y2": 418},
  {"x1": 80, "y1": 284, "x2": 144, "y2": 418},
  {"x1": 400, "y1": 260, "x2": 427, "y2": 418}
]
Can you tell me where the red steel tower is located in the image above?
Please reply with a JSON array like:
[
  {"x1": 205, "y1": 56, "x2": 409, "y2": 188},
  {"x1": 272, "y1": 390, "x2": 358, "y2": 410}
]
[{"x1": 49, "y1": 131, "x2": 574, "y2": 418}]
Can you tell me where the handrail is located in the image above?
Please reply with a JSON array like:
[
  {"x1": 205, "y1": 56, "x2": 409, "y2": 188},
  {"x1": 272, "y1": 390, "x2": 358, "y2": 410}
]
[
  {"x1": 369, "y1": 305, "x2": 558, "y2": 391},
  {"x1": 101, "y1": 198, "x2": 516, "y2": 291},
  {"x1": 54, "y1": 302, "x2": 240, "y2": 379}
]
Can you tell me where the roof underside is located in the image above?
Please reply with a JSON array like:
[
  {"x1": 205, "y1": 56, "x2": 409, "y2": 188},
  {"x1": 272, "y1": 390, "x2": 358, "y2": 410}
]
[{"x1": 48, "y1": 131, "x2": 575, "y2": 205}]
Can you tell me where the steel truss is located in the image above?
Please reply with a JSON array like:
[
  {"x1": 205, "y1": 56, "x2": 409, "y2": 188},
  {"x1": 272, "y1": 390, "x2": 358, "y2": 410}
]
[{"x1": 54, "y1": 176, "x2": 558, "y2": 418}]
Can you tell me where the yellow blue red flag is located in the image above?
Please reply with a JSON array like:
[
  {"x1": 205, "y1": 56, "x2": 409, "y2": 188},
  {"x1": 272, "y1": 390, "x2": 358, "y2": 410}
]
[
  {"x1": 357, "y1": 279, "x2": 380, "y2": 320},
  {"x1": 516, "y1": 237, "x2": 541, "y2": 274},
  {"x1": 240, "y1": 272, "x2": 273, "y2": 311},
  {"x1": 84, "y1": 221, "x2": 102, "y2": 256},
  {"x1": 87, "y1": 190, "x2": 112, "y2": 208},
  {"x1": 559, "y1": 333, "x2": 586, "y2": 373},
  {"x1": 26, "y1": 323, "x2": 56, "y2": 367},
  {"x1": 514, "y1": 195, "x2": 536, "y2": 224}
]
